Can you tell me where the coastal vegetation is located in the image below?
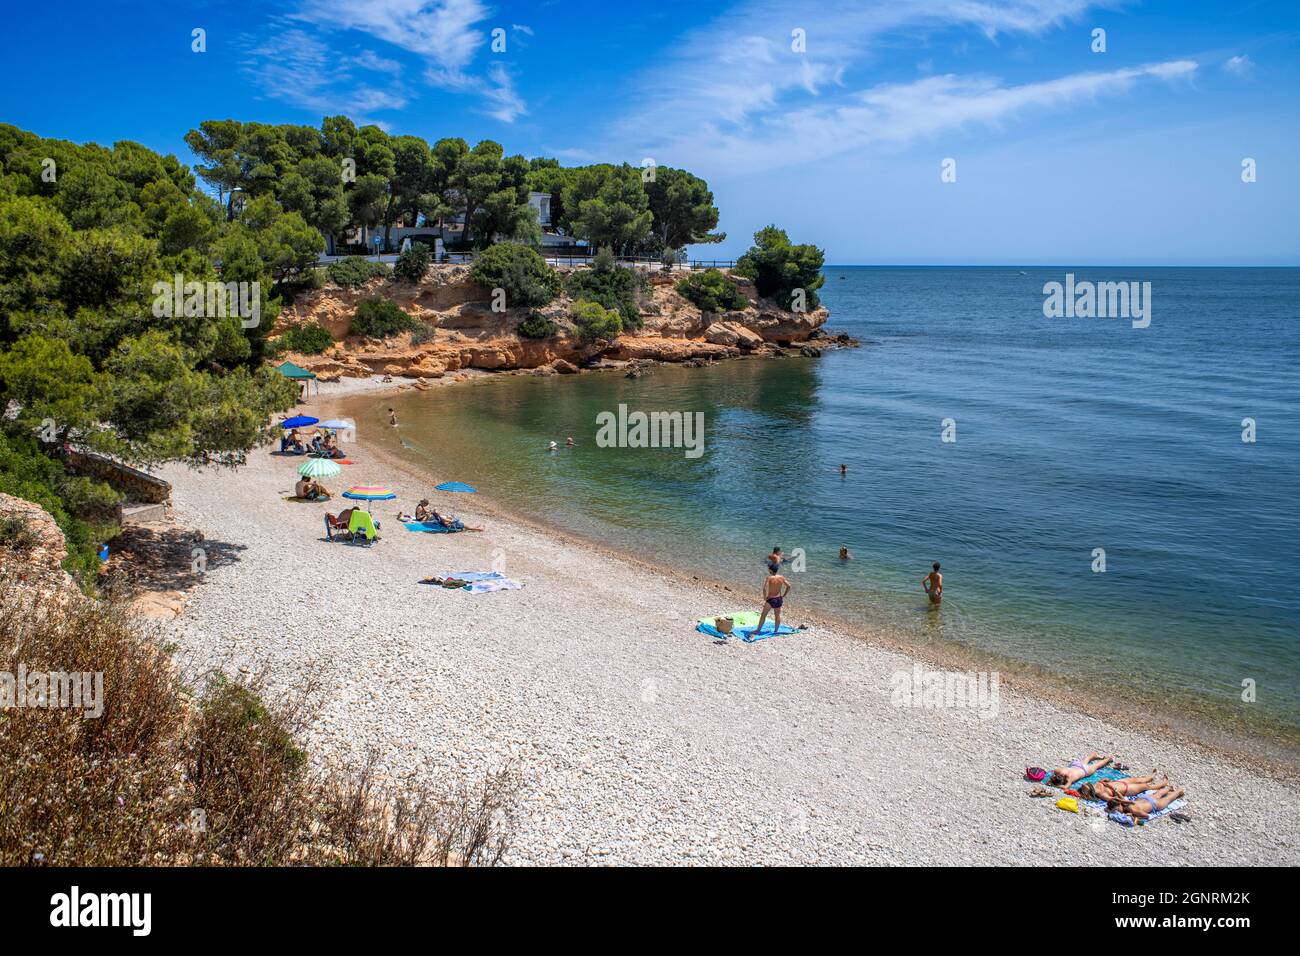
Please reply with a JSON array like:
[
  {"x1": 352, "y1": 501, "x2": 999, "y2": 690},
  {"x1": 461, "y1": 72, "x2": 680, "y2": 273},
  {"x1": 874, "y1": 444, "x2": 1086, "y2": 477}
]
[
  {"x1": 276, "y1": 322, "x2": 333, "y2": 355},
  {"x1": 676, "y1": 268, "x2": 748, "y2": 313},
  {"x1": 0, "y1": 582, "x2": 520, "y2": 865},
  {"x1": 351, "y1": 298, "x2": 417, "y2": 339},
  {"x1": 470, "y1": 242, "x2": 562, "y2": 307},
  {"x1": 735, "y1": 225, "x2": 826, "y2": 310},
  {"x1": 572, "y1": 300, "x2": 623, "y2": 342},
  {"x1": 565, "y1": 247, "x2": 646, "y2": 330},
  {"x1": 0, "y1": 123, "x2": 301, "y2": 584},
  {"x1": 182, "y1": 116, "x2": 723, "y2": 257},
  {"x1": 516, "y1": 312, "x2": 559, "y2": 340},
  {"x1": 326, "y1": 255, "x2": 389, "y2": 288},
  {"x1": 392, "y1": 242, "x2": 432, "y2": 283}
]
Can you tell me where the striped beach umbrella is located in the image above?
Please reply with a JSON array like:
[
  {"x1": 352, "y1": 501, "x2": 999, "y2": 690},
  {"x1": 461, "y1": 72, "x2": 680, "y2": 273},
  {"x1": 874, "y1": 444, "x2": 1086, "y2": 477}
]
[
  {"x1": 297, "y1": 458, "x2": 342, "y2": 479},
  {"x1": 342, "y1": 485, "x2": 396, "y2": 511}
]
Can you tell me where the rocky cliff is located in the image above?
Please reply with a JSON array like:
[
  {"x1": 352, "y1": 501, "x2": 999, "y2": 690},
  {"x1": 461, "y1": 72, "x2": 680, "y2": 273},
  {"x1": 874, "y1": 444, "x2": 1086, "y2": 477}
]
[{"x1": 273, "y1": 266, "x2": 841, "y2": 380}]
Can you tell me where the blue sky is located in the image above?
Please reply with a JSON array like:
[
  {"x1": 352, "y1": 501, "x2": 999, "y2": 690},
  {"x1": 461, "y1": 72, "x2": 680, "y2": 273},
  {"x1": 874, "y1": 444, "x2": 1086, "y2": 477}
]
[{"x1": 2, "y1": 0, "x2": 1297, "y2": 264}]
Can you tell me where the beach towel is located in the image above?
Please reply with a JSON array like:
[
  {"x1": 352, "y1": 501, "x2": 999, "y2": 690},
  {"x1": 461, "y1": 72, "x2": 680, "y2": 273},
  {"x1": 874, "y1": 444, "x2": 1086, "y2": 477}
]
[
  {"x1": 696, "y1": 611, "x2": 800, "y2": 643},
  {"x1": 348, "y1": 510, "x2": 378, "y2": 541},
  {"x1": 1036, "y1": 763, "x2": 1186, "y2": 826},
  {"x1": 420, "y1": 571, "x2": 523, "y2": 594},
  {"x1": 404, "y1": 521, "x2": 458, "y2": 533}
]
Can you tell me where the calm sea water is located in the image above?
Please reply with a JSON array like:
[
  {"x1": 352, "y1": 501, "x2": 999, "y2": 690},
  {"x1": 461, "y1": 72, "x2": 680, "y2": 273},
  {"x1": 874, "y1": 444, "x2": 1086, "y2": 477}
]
[{"x1": 368, "y1": 267, "x2": 1300, "y2": 750}]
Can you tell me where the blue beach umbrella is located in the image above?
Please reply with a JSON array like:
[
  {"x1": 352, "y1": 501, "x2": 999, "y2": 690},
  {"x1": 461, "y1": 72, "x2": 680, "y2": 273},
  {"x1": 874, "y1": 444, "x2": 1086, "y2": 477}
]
[
  {"x1": 280, "y1": 415, "x2": 319, "y2": 429},
  {"x1": 435, "y1": 481, "x2": 477, "y2": 493}
]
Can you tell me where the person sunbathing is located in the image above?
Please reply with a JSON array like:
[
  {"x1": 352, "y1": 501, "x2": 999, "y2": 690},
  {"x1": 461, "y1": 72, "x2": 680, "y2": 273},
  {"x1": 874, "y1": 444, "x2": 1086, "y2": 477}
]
[
  {"x1": 1105, "y1": 783, "x2": 1185, "y2": 822},
  {"x1": 1079, "y1": 772, "x2": 1167, "y2": 803},
  {"x1": 415, "y1": 499, "x2": 433, "y2": 522},
  {"x1": 1048, "y1": 752, "x2": 1112, "y2": 788},
  {"x1": 430, "y1": 509, "x2": 484, "y2": 532}
]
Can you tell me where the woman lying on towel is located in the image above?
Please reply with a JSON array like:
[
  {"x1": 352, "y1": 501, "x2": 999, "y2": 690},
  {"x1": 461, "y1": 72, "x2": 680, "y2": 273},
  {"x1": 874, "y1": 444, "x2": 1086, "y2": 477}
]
[
  {"x1": 1103, "y1": 782, "x2": 1185, "y2": 822},
  {"x1": 1078, "y1": 772, "x2": 1168, "y2": 803},
  {"x1": 1048, "y1": 752, "x2": 1112, "y2": 787}
]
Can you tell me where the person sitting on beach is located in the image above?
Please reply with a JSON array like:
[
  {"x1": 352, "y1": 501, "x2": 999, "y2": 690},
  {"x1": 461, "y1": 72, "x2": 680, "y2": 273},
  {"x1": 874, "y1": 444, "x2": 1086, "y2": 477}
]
[
  {"x1": 283, "y1": 428, "x2": 306, "y2": 454},
  {"x1": 295, "y1": 477, "x2": 329, "y2": 501},
  {"x1": 922, "y1": 562, "x2": 943, "y2": 605},
  {"x1": 839, "y1": 546, "x2": 852, "y2": 561},
  {"x1": 1079, "y1": 772, "x2": 1168, "y2": 803},
  {"x1": 414, "y1": 499, "x2": 433, "y2": 522},
  {"x1": 755, "y1": 563, "x2": 791, "y2": 634},
  {"x1": 324, "y1": 507, "x2": 356, "y2": 539},
  {"x1": 1048, "y1": 752, "x2": 1112, "y2": 788},
  {"x1": 1104, "y1": 782, "x2": 1185, "y2": 822}
]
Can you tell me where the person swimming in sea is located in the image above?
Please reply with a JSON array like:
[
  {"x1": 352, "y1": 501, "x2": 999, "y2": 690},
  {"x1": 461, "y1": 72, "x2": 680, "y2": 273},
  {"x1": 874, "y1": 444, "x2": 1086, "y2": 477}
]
[
  {"x1": 756, "y1": 563, "x2": 791, "y2": 635},
  {"x1": 839, "y1": 546, "x2": 852, "y2": 561},
  {"x1": 922, "y1": 562, "x2": 943, "y2": 606},
  {"x1": 839, "y1": 463, "x2": 847, "y2": 476},
  {"x1": 388, "y1": 408, "x2": 398, "y2": 426},
  {"x1": 766, "y1": 546, "x2": 794, "y2": 569},
  {"x1": 566, "y1": 436, "x2": 574, "y2": 447}
]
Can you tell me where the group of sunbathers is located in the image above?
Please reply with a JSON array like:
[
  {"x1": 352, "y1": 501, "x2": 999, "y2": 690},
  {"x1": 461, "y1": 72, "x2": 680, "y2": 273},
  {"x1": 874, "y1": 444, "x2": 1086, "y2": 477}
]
[
  {"x1": 1048, "y1": 752, "x2": 1185, "y2": 821},
  {"x1": 280, "y1": 428, "x2": 345, "y2": 458},
  {"x1": 397, "y1": 498, "x2": 485, "y2": 533}
]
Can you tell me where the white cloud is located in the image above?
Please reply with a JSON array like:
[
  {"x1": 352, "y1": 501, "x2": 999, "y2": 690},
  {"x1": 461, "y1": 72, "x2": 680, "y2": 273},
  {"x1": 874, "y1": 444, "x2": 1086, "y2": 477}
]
[
  {"x1": 620, "y1": 0, "x2": 1103, "y2": 139},
  {"x1": 1222, "y1": 54, "x2": 1254, "y2": 77},
  {"x1": 269, "y1": 0, "x2": 528, "y2": 122},
  {"x1": 482, "y1": 63, "x2": 527, "y2": 123},
  {"x1": 645, "y1": 59, "x2": 1199, "y2": 174},
  {"x1": 243, "y1": 29, "x2": 409, "y2": 117},
  {"x1": 608, "y1": 0, "x2": 1203, "y2": 174}
]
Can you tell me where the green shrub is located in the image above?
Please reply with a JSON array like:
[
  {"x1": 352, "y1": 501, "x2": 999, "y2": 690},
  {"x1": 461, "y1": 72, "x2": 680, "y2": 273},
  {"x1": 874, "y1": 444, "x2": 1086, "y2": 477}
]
[
  {"x1": 392, "y1": 244, "x2": 432, "y2": 283},
  {"x1": 469, "y1": 242, "x2": 561, "y2": 308},
  {"x1": 409, "y1": 322, "x2": 435, "y2": 346},
  {"x1": 277, "y1": 323, "x2": 333, "y2": 355},
  {"x1": 350, "y1": 298, "x2": 416, "y2": 339},
  {"x1": 327, "y1": 256, "x2": 390, "y2": 289},
  {"x1": 516, "y1": 312, "x2": 558, "y2": 339},
  {"x1": 566, "y1": 250, "x2": 645, "y2": 331},
  {"x1": 676, "y1": 269, "x2": 747, "y2": 313},
  {"x1": 734, "y1": 225, "x2": 825, "y2": 310},
  {"x1": 571, "y1": 300, "x2": 622, "y2": 342},
  {"x1": 0, "y1": 430, "x2": 116, "y2": 589}
]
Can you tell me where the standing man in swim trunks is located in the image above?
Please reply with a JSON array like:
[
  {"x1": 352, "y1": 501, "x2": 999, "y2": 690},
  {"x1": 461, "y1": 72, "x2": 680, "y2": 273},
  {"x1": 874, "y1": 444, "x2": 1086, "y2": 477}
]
[
  {"x1": 756, "y1": 563, "x2": 791, "y2": 635},
  {"x1": 922, "y1": 562, "x2": 943, "y2": 606}
]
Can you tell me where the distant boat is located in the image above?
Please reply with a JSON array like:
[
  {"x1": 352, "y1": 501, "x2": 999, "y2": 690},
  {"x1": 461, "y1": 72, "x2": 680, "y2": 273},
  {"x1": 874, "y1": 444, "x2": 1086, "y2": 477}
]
[{"x1": 1018, "y1": 270, "x2": 1028, "y2": 276}]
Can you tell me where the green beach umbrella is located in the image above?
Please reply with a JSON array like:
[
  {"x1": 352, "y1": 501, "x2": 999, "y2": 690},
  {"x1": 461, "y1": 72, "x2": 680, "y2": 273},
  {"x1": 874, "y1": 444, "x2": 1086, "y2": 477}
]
[{"x1": 297, "y1": 458, "x2": 342, "y2": 479}]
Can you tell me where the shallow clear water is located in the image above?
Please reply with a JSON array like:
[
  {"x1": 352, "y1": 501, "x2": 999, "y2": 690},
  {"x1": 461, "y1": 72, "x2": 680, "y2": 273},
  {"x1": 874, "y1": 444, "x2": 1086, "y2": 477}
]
[{"x1": 366, "y1": 267, "x2": 1300, "y2": 748}]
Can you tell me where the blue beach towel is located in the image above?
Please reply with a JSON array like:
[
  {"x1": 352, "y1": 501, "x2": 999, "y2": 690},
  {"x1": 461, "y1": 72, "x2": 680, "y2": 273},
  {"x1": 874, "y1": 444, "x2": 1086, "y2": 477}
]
[
  {"x1": 696, "y1": 612, "x2": 801, "y2": 643},
  {"x1": 404, "y1": 521, "x2": 457, "y2": 533}
]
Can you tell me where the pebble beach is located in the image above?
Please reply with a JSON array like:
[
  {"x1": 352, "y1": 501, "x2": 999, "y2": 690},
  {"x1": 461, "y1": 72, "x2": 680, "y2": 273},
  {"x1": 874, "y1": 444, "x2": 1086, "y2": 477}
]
[{"x1": 156, "y1": 377, "x2": 1300, "y2": 866}]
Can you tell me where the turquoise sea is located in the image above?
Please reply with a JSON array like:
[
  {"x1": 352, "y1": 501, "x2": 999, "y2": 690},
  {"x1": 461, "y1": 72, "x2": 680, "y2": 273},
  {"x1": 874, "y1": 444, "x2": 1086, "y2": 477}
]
[{"x1": 365, "y1": 267, "x2": 1300, "y2": 754}]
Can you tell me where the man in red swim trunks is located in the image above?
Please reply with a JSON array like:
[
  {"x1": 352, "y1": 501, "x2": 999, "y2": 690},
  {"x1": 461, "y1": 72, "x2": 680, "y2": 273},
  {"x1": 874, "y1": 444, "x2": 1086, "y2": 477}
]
[{"x1": 756, "y1": 563, "x2": 791, "y2": 635}]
